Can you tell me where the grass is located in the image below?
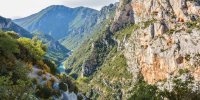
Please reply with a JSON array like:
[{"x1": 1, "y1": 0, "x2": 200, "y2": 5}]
[{"x1": 114, "y1": 24, "x2": 139, "y2": 42}]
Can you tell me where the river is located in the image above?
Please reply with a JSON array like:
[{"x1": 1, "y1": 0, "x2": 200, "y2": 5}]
[
  {"x1": 57, "y1": 62, "x2": 66, "y2": 74},
  {"x1": 56, "y1": 51, "x2": 72, "y2": 74}
]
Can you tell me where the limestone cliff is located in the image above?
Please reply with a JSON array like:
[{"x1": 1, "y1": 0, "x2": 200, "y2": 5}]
[
  {"x1": 113, "y1": 0, "x2": 200, "y2": 86},
  {"x1": 66, "y1": 0, "x2": 200, "y2": 99}
]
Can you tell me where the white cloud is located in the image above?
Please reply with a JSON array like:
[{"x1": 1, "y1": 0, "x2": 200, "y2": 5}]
[{"x1": 0, "y1": 0, "x2": 118, "y2": 19}]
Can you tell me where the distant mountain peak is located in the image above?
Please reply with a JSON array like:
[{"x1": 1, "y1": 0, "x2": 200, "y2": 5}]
[{"x1": 46, "y1": 5, "x2": 72, "y2": 10}]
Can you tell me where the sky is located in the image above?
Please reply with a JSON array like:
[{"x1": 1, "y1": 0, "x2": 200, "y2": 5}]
[{"x1": 0, "y1": 0, "x2": 118, "y2": 19}]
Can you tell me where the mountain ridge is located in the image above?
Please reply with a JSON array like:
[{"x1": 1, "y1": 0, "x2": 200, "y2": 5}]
[
  {"x1": 0, "y1": 16, "x2": 32, "y2": 38},
  {"x1": 13, "y1": 5, "x2": 99, "y2": 40},
  {"x1": 14, "y1": 4, "x2": 118, "y2": 50}
]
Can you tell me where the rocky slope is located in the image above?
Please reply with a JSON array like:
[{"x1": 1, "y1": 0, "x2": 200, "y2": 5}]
[
  {"x1": 65, "y1": 0, "x2": 200, "y2": 99},
  {"x1": 114, "y1": 0, "x2": 200, "y2": 86},
  {"x1": 60, "y1": 3, "x2": 118, "y2": 50},
  {"x1": 0, "y1": 16, "x2": 32, "y2": 38}
]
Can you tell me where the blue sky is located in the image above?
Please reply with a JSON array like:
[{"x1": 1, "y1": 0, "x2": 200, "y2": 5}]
[{"x1": 0, "y1": 0, "x2": 118, "y2": 19}]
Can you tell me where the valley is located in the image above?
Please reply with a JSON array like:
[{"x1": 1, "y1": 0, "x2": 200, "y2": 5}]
[{"x1": 1, "y1": 0, "x2": 200, "y2": 100}]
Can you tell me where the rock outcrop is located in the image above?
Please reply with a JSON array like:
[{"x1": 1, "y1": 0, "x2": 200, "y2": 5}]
[
  {"x1": 112, "y1": 0, "x2": 200, "y2": 86},
  {"x1": 111, "y1": 0, "x2": 134, "y2": 32}
]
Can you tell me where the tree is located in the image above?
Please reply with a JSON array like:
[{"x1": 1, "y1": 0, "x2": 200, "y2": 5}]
[
  {"x1": 0, "y1": 62, "x2": 37, "y2": 100},
  {"x1": 17, "y1": 37, "x2": 46, "y2": 61}
]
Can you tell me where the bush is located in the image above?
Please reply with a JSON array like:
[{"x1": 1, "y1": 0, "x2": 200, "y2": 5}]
[
  {"x1": 37, "y1": 71, "x2": 44, "y2": 76},
  {"x1": 61, "y1": 75, "x2": 79, "y2": 93},
  {"x1": 59, "y1": 82, "x2": 68, "y2": 91},
  {"x1": 36, "y1": 85, "x2": 54, "y2": 99},
  {"x1": 128, "y1": 75, "x2": 161, "y2": 100}
]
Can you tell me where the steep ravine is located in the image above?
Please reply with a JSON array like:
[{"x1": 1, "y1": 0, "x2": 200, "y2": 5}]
[{"x1": 66, "y1": 0, "x2": 200, "y2": 99}]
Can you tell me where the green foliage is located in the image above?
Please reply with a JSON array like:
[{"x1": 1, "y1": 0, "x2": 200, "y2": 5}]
[
  {"x1": 129, "y1": 70, "x2": 200, "y2": 100},
  {"x1": 166, "y1": 29, "x2": 177, "y2": 35},
  {"x1": 33, "y1": 33, "x2": 70, "y2": 63},
  {"x1": 43, "y1": 59, "x2": 57, "y2": 74},
  {"x1": 128, "y1": 75, "x2": 161, "y2": 100},
  {"x1": 101, "y1": 47, "x2": 132, "y2": 79},
  {"x1": 35, "y1": 85, "x2": 55, "y2": 99},
  {"x1": 61, "y1": 75, "x2": 78, "y2": 93},
  {"x1": 17, "y1": 37, "x2": 46, "y2": 60},
  {"x1": 185, "y1": 19, "x2": 200, "y2": 29},
  {"x1": 0, "y1": 62, "x2": 36, "y2": 100},
  {"x1": 168, "y1": 18, "x2": 200, "y2": 35},
  {"x1": 0, "y1": 31, "x2": 59, "y2": 99},
  {"x1": 77, "y1": 77, "x2": 90, "y2": 83},
  {"x1": 160, "y1": 71, "x2": 200, "y2": 100},
  {"x1": 59, "y1": 82, "x2": 68, "y2": 91},
  {"x1": 0, "y1": 31, "x2": 19, "y2": 58},
  {"x1": 178, "y1": 68, "x2": 190, "y2": 75},
  {"x1": 81, "y1": 47, "x2": 133, "y2": 99},
  {"x1": 114, "y1": 24, "x2": 139, "y2": 42},
  {"x1": 65, "y1": 19, "x2": 112, "y2": 77},
  {"x1": 143, "y1": 19, "x2": 157, "y2": 28}
]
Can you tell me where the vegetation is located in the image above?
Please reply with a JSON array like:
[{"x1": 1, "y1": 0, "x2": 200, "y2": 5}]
[
  {"x1": 60, "y1": 75, "x2": 79, "y2": 93},
  {"x1": 0, "y1": 31, "x2": 65, "y2": 99},
  {"x1": 0, "y1": 31, "x2": 38, "y2": 99},
  {"x1": 33, "y1": 32, "x2": 70, "y2": 63},
  {"x1": 64, "y1": 19, "x2": 113, "y2": 77},
  {"x1": 128, "y1": 75, "x2": 161, "y2": 100},
  {"x1": 114, "y1": 23, "x2": 139, "y2": 42},
  {"x1": 129, "y1": 70, "x2": 200, "y2": 100}
]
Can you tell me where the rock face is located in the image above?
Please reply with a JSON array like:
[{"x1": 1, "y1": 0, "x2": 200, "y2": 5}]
[
  {"x1": 111, "y1": 0, "x2": 134, "y2": 32},
  {"x1": 82, "y1": 30, "x2": 115, "y2": 76},
  {"x1": 112, "y1": 0, "x2": 200, "y2": 85},
  {"x1": 0, "y1": 16, "x2": 32, "y2": 38}
]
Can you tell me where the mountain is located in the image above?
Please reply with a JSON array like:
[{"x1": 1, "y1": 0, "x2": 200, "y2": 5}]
[
  {"x1": 0, "y1": 16, "x2": 32, "y2": 38},
  {"x1": 64, "y1": 0, "x2": 200, "y2": 99},
  {"x1": 14, "y1": 4, "x2": 118, "y2": 50},
  {"x1": 14, "y1": 5, "x2": 98, "y2": 40},
  {"x1": 60, "y1": 3, "x2": 118, "y2": 50}
]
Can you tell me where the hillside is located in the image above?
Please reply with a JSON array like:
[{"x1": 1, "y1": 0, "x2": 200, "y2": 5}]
[
  {"x1": 0, "y1": 31, "x2": 81, "y2": 99},
  {"x1": 0, "y1": 16, "x2": 69, "y2": 63},
  {"x1": 0, "y1": 16, "x2": 32, "y2": 38},
  {"x1": 60, "y1": 3, "x2": 118, "y2": 50},
  {"x1": 64, "y1": 0, "x2": 200, "y2": 99}
]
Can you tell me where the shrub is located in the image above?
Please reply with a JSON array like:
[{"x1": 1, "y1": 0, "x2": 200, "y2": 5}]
[
  {"x1": 59, "y1": 82, "x2": 68, "y2": 91},
  {"x1": 37, "y1": 71, "x2": 43, "y2": 76},
  {"x1": 36, "y1": 85, "x2": 54, "y2": 99}
]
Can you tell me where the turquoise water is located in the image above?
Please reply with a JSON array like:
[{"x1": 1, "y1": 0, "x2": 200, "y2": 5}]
[{"x1": 57, "y1": 63, "x2": 66, "y2": 74}]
